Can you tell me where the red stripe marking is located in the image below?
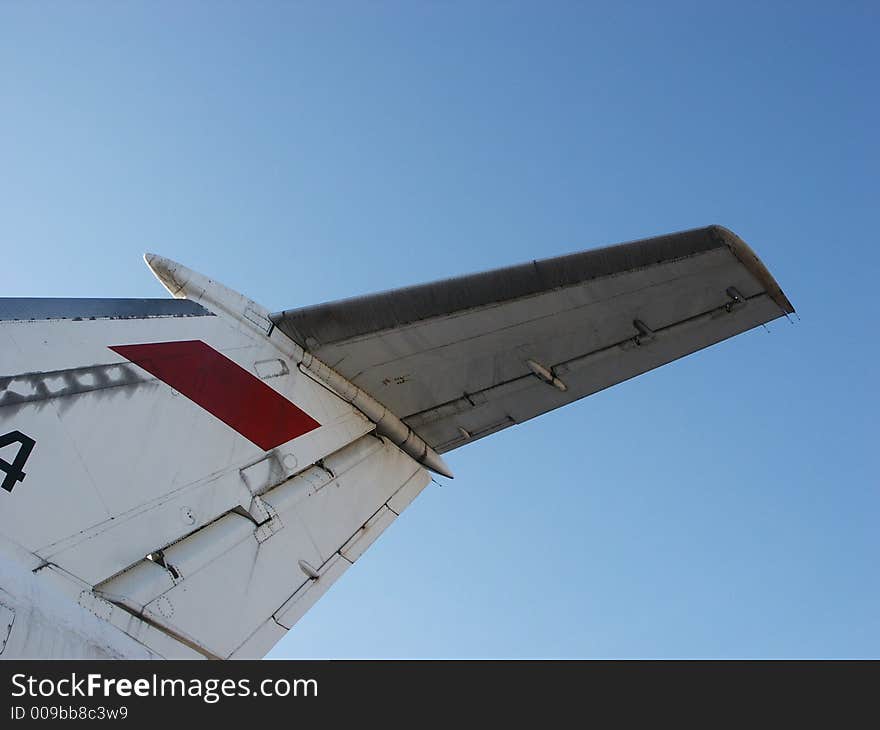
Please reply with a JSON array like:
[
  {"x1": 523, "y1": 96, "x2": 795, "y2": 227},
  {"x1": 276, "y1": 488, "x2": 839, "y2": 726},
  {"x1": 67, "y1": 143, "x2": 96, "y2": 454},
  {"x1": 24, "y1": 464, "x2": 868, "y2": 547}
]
[{"x1": 109, "y1": 340, "x2": 320, "y2": 450}]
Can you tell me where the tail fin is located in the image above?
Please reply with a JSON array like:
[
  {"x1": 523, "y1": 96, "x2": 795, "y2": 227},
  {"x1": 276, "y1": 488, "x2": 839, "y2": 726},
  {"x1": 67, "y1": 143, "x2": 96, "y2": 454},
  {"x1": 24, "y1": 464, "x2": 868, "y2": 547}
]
[{"x1": 0, "y1": 279, "x2": 429, "y2": 657}]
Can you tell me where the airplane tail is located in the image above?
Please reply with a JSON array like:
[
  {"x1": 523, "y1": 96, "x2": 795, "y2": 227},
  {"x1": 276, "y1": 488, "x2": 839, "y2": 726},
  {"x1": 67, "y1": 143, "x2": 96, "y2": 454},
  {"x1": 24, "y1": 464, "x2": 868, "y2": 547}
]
[{"x1": 1, "y1": 226, "x2": 793, "y2": 658}]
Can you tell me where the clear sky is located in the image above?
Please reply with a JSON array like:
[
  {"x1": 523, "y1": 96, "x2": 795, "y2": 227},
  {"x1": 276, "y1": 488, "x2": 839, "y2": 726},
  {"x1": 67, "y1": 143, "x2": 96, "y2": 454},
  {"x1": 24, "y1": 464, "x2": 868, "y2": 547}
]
[{"x1": 2, "y1": 2, "x2": 877, "y2": 658}]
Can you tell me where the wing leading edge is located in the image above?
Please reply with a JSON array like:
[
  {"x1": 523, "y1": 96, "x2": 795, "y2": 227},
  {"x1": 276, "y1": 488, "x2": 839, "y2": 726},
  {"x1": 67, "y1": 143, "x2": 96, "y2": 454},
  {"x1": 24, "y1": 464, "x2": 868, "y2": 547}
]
[{"x1": 271, "y1": 225, "x2": 794, "y2": 453}]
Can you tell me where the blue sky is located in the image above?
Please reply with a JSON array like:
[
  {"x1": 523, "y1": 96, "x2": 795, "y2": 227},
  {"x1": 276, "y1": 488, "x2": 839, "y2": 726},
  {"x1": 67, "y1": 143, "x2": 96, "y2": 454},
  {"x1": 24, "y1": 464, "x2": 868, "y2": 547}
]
[{"x1": 2, "y1": 2, "x2": 877, "y2": 658}]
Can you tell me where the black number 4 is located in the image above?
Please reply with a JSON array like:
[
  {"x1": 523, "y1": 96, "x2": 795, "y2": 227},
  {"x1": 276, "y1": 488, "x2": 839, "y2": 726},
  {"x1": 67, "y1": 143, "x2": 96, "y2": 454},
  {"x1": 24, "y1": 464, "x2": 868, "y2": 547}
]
[{"x1": 0, "y1": 431, "x2": 36, "y2": 493}]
